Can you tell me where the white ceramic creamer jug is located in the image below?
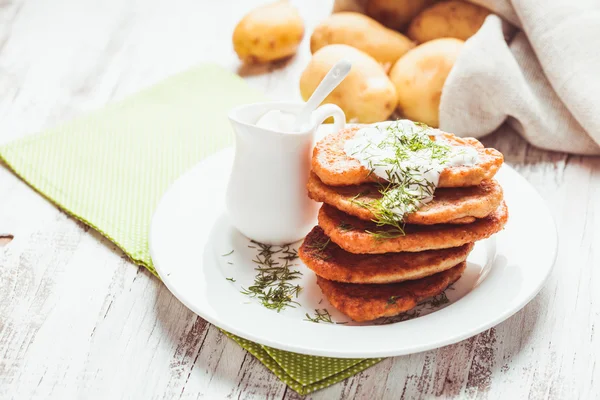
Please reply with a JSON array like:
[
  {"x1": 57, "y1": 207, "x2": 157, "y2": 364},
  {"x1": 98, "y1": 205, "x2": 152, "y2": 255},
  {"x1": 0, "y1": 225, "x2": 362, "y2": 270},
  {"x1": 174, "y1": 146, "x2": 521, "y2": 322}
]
[{"x1": 226, "y1": 101, "x2": 345, "y2": 245}]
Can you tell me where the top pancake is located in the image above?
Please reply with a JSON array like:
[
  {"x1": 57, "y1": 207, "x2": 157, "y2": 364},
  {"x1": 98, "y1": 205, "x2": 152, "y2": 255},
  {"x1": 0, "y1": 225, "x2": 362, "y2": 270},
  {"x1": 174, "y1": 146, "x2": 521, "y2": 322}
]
[
  {"x1": 307, "y1": 172, "x2": 503, "y2": 225},
  {"x1": 312, "y1": 126, "x2": 504, "y2": 187}
]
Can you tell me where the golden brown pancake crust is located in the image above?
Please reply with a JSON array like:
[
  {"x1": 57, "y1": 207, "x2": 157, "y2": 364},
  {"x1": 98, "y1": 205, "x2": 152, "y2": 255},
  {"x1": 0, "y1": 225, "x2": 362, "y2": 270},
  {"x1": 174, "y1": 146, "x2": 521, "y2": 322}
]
[
  {"x1": 318, "y1": 202, "x2": 508, "y2": 254},
  {"x1": 299, "y1": 226, "x2": 473, "y2": 283},
  {"x1": 312, "y1": 126, "x2": 504, "y2": 187},
  {"x1": 317, "y1": 261, "x2": 466, "y2": 322},
  {"x1": 307, "y1": 172, "x2": 503, "y2": 225}
]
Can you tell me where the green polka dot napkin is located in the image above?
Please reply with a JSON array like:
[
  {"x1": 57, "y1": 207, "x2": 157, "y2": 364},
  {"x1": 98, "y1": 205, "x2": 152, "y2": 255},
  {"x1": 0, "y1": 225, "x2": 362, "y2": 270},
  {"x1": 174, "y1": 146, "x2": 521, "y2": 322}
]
[{"x1": 0, "y1": 64, "x2": 381, "y2": 395}]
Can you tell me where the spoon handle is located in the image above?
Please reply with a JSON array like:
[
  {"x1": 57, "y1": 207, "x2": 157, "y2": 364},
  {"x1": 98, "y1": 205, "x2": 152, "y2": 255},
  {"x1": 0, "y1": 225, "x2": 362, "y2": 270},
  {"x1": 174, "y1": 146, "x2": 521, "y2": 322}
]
[{"x1": 293, "y1": 59, "x2": 351, "y2": 130}]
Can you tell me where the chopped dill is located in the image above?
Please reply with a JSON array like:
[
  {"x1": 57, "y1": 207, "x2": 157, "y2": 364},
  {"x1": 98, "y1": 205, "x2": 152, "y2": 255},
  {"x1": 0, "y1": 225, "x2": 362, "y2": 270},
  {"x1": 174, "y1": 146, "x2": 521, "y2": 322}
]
[
  {"x1": 306, "y1": 237, "x2": 331, "y2": 260},
  {"x1": 375, "y1": 310, "x2": 420, "y2": 325},
  {"x1": 422, "y1": 292, "x2": 450, "y2": 309},
  {"x1": 376, "y1": 289, "x2": 453, "y2": 324},
  {"x1": 346, "y1": 121, "x2": 456, "y2": 237},
  {"x1": 309, "y1": 237, "x2": 330, "y2": 252},
  {"x1": 240, "y1": 240, "x2": 302, "y2": 312},
  {"x1": 226, "y1": 277, "x2": 236, "y2": 282},
  {"x1": 305, "y1": 308, "x2": 333, "y2": 323},
  {"x1": 338, "y1": 222, "x2": 354, "y2": 232},
  {"x1": 221, "y1": 249, "x2": 234, "y2": 257},
  {"x1": 305, "y1": 308, "x2": 348, "y2": 324},
  {"x1": 365, "y1": 229, "x2": 405, "y2": 240},
  {"x1": 279, "y1": 244, "x2": 299, "y2": 261},
  {"x1": 349, "y1": 191, "x2": 371, "y2": 209}
]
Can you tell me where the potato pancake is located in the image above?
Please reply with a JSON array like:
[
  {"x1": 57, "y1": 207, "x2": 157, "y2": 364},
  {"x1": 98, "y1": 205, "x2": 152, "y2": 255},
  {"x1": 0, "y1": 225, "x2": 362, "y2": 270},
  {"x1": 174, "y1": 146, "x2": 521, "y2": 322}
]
[
  {"x1": 312, "y1": 126, "x2": 503, "y2": 187},
  {"x1": 316, "y1": 261, "x2": 466, "y2": 322},
  {"x1": 318, "y1": 202, "x2": 508, "y2": 253},
  {"x1": 299, "y1": 226, "x2": 473, "y2": 283},
  {"x1": 307, "y1": 172, "x2": 503, "y2": 225}
]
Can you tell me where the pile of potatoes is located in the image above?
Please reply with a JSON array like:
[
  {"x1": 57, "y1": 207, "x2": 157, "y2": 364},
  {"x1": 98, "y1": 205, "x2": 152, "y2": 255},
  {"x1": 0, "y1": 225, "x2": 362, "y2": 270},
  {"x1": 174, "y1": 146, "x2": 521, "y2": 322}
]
[{"x1": 232, "y1": 0, "x2": 491, "y2": 127}]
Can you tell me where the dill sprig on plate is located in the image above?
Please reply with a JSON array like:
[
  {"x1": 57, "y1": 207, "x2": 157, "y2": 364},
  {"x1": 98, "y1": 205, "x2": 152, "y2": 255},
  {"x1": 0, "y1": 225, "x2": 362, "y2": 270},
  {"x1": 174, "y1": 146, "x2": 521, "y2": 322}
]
[
  {"x1": 304, "y1": 308, "x2": 334, "y2": 323},
  {"x1": 422, "y1": 291, "x2": 450, "y2": 309},
  {"x1": 304, "y1": 308, "x2": 348, "y2": 324},
  {"x1": 240, "y1": 241, "x2": 302, "y2": 312},
  {"x1": 375, "y1": 310, "x2": 420, "y2": 325},
  {"x1": 352, "y1": 121, "x2": 453, "y2": 237}
]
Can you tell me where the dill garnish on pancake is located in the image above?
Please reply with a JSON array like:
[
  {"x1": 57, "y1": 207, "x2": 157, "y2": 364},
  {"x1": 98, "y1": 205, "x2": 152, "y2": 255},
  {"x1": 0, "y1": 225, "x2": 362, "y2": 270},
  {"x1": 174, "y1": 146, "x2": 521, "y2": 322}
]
[{"x1": 341, "y1": 120, "x2": 485, "y2": 235}]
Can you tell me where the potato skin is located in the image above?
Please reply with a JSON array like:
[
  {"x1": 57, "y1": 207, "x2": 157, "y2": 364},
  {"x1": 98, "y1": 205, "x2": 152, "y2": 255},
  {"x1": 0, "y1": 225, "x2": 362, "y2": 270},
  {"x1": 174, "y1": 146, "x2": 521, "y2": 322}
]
[
  {"x1": 232, "y1": 1, "x2": 304, "y2": 63},
  {"x1": 300, "y1": 44, "x2": 397, "y2": 123},
  {"x1": 310, "y1": 12, "x2": 415, "y2": 68},
  {"x1": 389, "y1": 38, "x2": 464, "y2": 127},
  {"x1": 365, "y1": 0, "x2": 437, "y2": 31},
  {"x1": 408, "y1": 0, "x2": 490, "y2": 43}
]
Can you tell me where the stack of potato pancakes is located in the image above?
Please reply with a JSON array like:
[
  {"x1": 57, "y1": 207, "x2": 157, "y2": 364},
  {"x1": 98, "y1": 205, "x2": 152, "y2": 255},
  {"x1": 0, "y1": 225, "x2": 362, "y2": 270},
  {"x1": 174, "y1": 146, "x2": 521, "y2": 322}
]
[{"x1": 298, "y1": 124, "x2": 508, "y2": 322}]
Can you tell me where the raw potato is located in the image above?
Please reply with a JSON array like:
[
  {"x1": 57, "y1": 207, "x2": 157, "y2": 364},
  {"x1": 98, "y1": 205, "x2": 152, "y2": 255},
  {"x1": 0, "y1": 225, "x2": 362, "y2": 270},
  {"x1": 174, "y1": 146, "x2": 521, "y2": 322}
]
[
  {"x1": 310, "y1": 12, "x2": 415, "y2": 69},
  {"x1": 365, "y1": 0, "x2": 437, "y2": 31},
  {"x1": 408, "y1": 0, "x2": 491, "y2": 43},
  {"x1": 232, "y1": 1, "x2": 304, "y2": 63},
  {"x1": 389, "y1": 38, "x2": 464, "y2": 127},
  {"x1": 300, "y1": 44, "x2": 397, "y2": 123}
]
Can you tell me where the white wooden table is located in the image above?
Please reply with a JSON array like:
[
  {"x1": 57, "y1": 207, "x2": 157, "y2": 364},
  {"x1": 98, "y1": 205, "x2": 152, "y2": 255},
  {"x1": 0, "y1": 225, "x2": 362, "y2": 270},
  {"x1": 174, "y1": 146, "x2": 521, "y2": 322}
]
[{"x1": 1, "y1": 0, "x2": 598, "y2": 398}]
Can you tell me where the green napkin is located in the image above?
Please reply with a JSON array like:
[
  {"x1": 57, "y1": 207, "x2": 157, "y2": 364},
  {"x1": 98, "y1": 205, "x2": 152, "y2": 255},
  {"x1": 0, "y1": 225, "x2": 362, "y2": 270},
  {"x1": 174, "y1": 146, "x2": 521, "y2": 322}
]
[{"x1": 0, "y1": 64, "x2": 381, "y2": 395}]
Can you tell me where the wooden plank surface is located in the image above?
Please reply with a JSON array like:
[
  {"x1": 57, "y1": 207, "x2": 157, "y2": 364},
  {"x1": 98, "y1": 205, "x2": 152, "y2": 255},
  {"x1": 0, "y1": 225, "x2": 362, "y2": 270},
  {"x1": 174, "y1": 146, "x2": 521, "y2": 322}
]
[{"x1": 0, "y1": 0, "x2": 598, "y2": 399}]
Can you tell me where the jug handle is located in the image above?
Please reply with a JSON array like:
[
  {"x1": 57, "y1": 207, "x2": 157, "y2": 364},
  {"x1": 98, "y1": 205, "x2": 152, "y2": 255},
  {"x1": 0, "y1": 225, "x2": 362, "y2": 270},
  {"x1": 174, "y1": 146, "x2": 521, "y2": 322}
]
[{"x1": 310, "y1": 104, "x2": 346, "y2": 136}]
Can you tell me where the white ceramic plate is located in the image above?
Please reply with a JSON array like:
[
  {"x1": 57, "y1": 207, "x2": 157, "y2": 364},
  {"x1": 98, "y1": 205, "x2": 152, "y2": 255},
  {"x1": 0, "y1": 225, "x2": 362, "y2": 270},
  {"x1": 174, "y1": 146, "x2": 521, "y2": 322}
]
[{"x1": 150, "y1": 149, "x2": 557, "y2": 358}]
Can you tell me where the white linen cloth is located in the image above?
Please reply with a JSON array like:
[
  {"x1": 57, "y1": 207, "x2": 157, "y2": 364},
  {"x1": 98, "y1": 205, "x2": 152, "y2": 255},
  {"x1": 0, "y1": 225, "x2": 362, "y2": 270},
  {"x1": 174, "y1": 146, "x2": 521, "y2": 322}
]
[
  {"x1": 440, "y1": 0, "x2": 600, "y2": 154},
  {"x1": 333, "y1": 0, "x2": 600, "y2": 154}
]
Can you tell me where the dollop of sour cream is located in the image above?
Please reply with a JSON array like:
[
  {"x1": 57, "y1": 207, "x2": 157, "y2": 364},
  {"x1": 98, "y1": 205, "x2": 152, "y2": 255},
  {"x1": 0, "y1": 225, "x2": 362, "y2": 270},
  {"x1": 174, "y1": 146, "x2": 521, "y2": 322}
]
[
  {"x1": 255, "y1": 109, "x2": 298, "y2": 132},
  {"x1": 344, "y1": 120, "x2": 479, "y2": 220}
]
